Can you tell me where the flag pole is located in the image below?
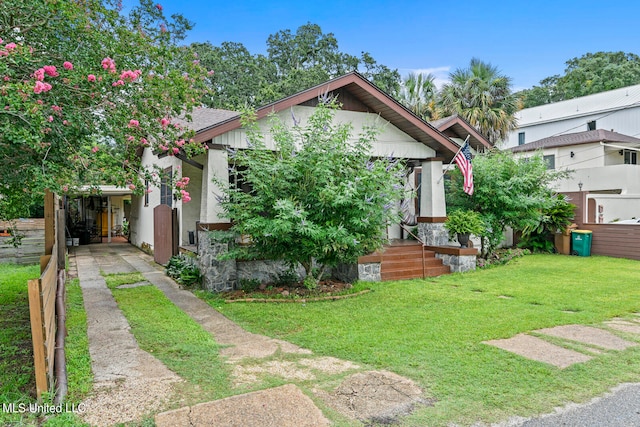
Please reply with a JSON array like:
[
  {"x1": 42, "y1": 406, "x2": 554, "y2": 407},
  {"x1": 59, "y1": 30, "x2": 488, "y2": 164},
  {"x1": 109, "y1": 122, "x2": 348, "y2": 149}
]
[{"x1": 437, "y1": 135, "x2": 470, "y2": 184}]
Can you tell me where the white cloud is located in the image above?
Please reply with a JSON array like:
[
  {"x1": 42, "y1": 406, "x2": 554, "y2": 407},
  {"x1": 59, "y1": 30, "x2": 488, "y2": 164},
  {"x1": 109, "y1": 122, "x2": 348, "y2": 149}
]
[{"x1": 399, "y1": 66, "x2": 451, "y2": 89}]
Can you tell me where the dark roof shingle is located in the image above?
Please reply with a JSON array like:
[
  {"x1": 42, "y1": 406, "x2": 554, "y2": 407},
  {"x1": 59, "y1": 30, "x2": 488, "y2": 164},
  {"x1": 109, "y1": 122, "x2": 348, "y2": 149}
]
[{"x1": 510, "y1": 129, "x2": 640, "y2": 153}]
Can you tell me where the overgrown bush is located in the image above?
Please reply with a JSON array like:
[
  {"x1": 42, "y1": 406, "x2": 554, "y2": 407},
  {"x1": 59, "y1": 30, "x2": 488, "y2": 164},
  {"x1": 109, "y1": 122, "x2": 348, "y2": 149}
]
[
  {"x1": 166, "y1": 254, "x2": 202, "y2": 288},
  {"x1": 476, "y1": 248, "x2": 531, "y2": 268}
]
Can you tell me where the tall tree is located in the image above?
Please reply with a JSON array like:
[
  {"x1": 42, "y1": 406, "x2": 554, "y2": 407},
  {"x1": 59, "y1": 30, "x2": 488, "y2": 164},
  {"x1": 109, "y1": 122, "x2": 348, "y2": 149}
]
[
  {"x1": 439, "y1": 58, "x2": 518, "y2": 143},
  {"x1": 0, "y1": 0, "x2": 210, "y2": 220},
  {"x1": 520, "y1": 52, "x2": 640, "y2": 108},
  {"x1": 398, "y1": 72, "x2": 439, "y2": 120},
  {"x1": 193, "y1": 23, "x2": 401, "y2": 110}
]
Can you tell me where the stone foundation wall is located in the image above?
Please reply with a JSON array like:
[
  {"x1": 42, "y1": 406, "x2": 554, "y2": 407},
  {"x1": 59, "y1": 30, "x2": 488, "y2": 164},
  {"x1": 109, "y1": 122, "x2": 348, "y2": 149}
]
[
  {"x1": 198, "y1": 230, "x2": 237, "y2": 292},
  {"x1": 418, "y1": 222, "x2": 449, "y2": 246},
  {"x1": 435, "y1": 253, "x2": 476, "y2": 273},
  {"x1": 237, "y1": 260, "x2": 305, "y2": 284},
  {"x1": 358, "y1": 263, "x2": 381, "y2": 282}
]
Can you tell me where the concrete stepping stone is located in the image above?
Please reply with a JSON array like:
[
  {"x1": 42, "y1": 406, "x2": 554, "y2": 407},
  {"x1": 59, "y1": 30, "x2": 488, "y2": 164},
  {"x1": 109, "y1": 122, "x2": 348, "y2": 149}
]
[
  {"x1": 605, "y1": 320, "x2": 640, "y2": 335},
  {"x1": 536, "y1": 325, "x2": 638, "y2": 351},
  {"x1": 484, "y1": 334, "x2": 592, "y2": 369},
  {"x1": 155, "y1": 384, "x2": 329, "y2": 427}
]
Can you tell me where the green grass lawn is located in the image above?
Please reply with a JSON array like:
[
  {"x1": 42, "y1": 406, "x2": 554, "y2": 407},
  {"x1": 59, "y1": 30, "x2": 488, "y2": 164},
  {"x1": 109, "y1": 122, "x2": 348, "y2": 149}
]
[
  {"x1": 202, "y1": 254, "x2": 640, "y2": 426},
  {"x1": 0, "y1": 264, "x2": 92, "y2": 427}
]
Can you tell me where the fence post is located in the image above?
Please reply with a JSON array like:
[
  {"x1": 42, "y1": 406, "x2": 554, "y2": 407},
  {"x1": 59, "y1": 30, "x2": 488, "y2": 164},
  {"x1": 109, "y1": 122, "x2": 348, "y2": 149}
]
[{"x1": 28, "y1": 279, "x2": 48, "y2": 399}]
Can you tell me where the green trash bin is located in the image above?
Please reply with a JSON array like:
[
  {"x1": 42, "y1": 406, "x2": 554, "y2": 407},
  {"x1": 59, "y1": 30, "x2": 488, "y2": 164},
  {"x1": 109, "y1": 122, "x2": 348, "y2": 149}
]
[{"x1": 571, "y1": 230, "x2": 592, "y2": 256}]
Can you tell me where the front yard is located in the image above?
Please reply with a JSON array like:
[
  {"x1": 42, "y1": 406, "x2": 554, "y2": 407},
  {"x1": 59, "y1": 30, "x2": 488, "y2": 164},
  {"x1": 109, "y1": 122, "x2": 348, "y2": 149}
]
[
  {"x1": 2, "y1": 253, "x2": 640, "y2": 426},
  {"x1": 202, "y1": 254, "x2": 640, "y2": 426}
]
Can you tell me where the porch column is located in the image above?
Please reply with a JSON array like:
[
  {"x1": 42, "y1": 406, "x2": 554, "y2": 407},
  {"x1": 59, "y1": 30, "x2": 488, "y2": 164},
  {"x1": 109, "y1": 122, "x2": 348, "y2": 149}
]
[
  {"x1": 417, "y1": 157, "x2": 449, "y2": 246},
  {"x1": 200, "y1": 148, "x2": 229, "y2": 223},
  {"x1": 107, "y1": 196, "x2": 112, "y2": 243}
]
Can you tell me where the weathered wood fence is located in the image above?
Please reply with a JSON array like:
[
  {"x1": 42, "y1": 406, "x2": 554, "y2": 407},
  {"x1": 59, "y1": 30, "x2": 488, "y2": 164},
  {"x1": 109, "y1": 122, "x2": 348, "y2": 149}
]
[
  {"x1": 0, "y1": 218, "x2": 45, "y2": 265},
  {"x1": 27, "y1": 192, "x2": 66, "y2": 399}
]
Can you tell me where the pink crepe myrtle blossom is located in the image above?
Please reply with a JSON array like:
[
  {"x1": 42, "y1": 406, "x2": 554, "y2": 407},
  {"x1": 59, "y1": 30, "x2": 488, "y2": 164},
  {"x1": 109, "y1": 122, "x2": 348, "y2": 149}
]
[
  {"x1": 63, "y1": 61, "x2": 73, "y2": 70},
  {"x1": 43, "y1": 65, "x2": 58, "y2": 77},
  {"x1": 160, "y1": 117, "x2": 170, "y2": 128},
  {"x1": 0, "y1": 51, "x2": 8, "y2": 57},
  {"x1": 5, "y1": 42, "x2": 17, "y2": 52},
  {"x1": 128, "y1": 119, "x2": 139, "y2": 128},
  {"x1": 180, "y1": 190, "x2": 191, "y2": 202},
  {"x1": 172, "y1": 147, "x2": 180, "y2": 155},
  {"x1": 128, "y1": 184, "x2": 136, "y2": 190},
  {"x1": 159, "y1": 144, "x2": 168, "y2": 151},
  {"x1": 48, "y1": 116, "x2": 53, "y2": 122},
  {"x1": 92, "y1": 146, "x2": 99, "y2": 153},
  {"x1": 87, "y1": 74, "x2": 96, "y2": 82},
  {"x1": 112, "y1": 79, "x2": 125, "y2": 87},
  {"x1": 62, "y1": 185, "x2": 69, "y2": 192},
  {"x1": 176, "y1": 139, "x2": 185, "y2": 147},
  {"x1": 127, "y1": 135, "x2": 135, "y2": 142},
  {"x1": 51, "y1": 105, "x2": 62, "y2": 112},
  {"x1": 63, "y1": 120, "x2": 69, "y2": 126},
  {"x1": 175, "y1": 177, "x2": 190, "y2": 189},
  {"x1": 33, "y1": 81, "x2": 52, "y2": 94},
  {"x1": 101, "y1": 57, "x2": 116, "y2": 73},
  {"x1": 3, "y1": 76, "x2": 9, "y2": 81},
  {"x1": 140, "y1": 138, "x2": 149, "y2": 145},
  {"x1": 156, "y1": 3, "x2": 163, "y2": 10},
  {"x1": 34, "y1": 68, "x2": 45, "y2": 81},
  {"x1": 120, "y1": 69, "x2": 141, "y2": 81}
]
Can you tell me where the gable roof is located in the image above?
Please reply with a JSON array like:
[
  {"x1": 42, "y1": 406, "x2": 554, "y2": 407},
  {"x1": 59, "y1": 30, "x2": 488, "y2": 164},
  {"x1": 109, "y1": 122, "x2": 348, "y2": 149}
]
[
  {"x1": 174, "y1": 107, "x2": 238, "y2": 132},
  {"x1": 511, "y1": 129, "x2": 640, "y2": 153},
  {"x1": 191, "y1": 72, "x2": 462, "y2": 158},
  {"x1": 429, "y1": 114, "x2": 492, "y2": 152},
  {"x1": 515, "y1": 84, "x2": 640, "y2": 127}
]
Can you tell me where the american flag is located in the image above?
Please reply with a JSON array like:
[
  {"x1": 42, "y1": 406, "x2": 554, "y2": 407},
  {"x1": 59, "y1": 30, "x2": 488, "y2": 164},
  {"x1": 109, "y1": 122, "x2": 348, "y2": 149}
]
[{"x1": 454, "y1": 142, "x2": 474, "y2": 195}]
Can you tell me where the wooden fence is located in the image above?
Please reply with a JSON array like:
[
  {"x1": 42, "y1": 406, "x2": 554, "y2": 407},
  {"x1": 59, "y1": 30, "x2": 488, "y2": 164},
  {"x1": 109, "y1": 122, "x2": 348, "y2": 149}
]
[
  {"x1": 563, "y1": 191, "x2": 640, "y2": 261},
  {"x1": 27, "y1": 192, "x2": 65, "y2": 399},
  {"x1": 0, "y1": 218, "x2": 45, "y2": 265}
]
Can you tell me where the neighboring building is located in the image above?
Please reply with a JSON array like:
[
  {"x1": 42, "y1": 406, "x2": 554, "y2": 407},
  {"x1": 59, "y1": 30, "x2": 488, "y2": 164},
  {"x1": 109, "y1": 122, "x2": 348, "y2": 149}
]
[
  {"x1": 504, "y1": 84, "x2": 640, "y2": 149},
  {"x1": 511, "y1": 129, "x2": 640, "y2": 223},
  {"x1": 128, "y1": 72, "x2": 492, "y2": 285}
]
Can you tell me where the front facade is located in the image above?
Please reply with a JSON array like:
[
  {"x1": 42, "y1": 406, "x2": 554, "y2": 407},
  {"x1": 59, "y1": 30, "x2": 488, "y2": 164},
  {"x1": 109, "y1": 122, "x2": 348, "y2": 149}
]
[{"x1": 129, "y1": 73, "x2": 492, "y2": 287}]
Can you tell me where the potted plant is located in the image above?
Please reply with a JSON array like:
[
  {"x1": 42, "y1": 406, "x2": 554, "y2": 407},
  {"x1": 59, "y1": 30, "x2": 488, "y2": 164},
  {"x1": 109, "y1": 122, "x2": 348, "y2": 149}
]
[{"x1": 444, "y1": 209, "x2": 485, "y2": 248}]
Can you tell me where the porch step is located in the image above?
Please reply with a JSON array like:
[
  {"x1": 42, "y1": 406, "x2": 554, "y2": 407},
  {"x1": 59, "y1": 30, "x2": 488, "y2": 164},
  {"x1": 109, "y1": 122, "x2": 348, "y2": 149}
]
[{"x1": 378, "y1": 241, "x2": 450, "y2": 281}]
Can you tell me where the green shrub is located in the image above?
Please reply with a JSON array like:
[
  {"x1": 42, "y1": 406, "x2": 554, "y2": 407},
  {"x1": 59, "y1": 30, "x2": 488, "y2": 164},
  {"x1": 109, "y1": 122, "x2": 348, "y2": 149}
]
[{"x1": 166, "y1": 254, "x2": 202, "y2": 288}]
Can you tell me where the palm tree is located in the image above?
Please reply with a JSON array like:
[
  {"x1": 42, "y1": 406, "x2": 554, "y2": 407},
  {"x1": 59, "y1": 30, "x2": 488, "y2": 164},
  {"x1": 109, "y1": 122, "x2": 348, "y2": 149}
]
[
  {"x1": 398, "y1": 72, "x2": 440, "y2": 120},
  {"x1": 439, "y1": 58, "x2": 518, "y2": 144}
]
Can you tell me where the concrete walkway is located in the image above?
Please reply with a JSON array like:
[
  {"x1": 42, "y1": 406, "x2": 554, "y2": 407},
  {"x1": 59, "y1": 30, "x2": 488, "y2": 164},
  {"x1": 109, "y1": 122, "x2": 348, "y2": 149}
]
[{"x1": 73, "y1": 243, "x2": 426, "y2": 426}]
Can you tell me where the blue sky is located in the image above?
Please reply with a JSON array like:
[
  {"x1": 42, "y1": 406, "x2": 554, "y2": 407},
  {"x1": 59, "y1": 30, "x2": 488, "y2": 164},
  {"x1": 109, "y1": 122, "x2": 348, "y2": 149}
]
[{"x1": 131, "y1": 0, "x2": 640, "y2": 91}]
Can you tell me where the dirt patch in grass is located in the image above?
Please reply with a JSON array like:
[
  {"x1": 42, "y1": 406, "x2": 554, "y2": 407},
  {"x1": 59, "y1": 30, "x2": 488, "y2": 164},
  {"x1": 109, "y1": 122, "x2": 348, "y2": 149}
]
[
  {"x1": 220, "y1": 280, "x2": 367, "y2": 302},
  {"x1": 314, "y1": 370, "x2": 432, "y2": 424}
]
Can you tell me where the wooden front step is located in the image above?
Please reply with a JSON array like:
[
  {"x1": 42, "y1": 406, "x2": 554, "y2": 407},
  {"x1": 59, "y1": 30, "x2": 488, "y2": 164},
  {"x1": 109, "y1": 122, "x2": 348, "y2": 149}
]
[{"x1": 379, "y1": 241, "x2": 450, "y2": 280}]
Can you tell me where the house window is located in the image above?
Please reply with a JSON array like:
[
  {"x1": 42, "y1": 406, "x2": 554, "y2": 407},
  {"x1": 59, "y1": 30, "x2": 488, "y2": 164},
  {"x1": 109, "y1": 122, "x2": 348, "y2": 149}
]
[
  {"x1": 144, "y1": 179, "x2": 149, "y2": 207},
  {"x1": 543, "y1": 155, "x2": 555, "y2": 170},
  {"x1": 624, "y1": 150, "x2": 638, "y2": 165},
  {"x1": 587, "y1": 120, "x2": 596, "y2": 131},
  {"x1": 518, "y1": 132, "x2": 525, "y2": 145},
  {"x1": 160, "y1": 167, "x2": 173, "y2": 207}
]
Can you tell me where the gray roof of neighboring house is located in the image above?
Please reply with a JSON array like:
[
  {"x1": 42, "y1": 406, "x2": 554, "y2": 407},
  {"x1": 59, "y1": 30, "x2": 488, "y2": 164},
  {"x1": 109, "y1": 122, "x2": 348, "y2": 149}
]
[
  {"x1": 515, "y1": 84, "x2": 640, "y2": 127},
  {"x1": 510, "y1": 129, "x2": 640, "y2": 153},
  {"x1": 175, "y1": 107, "x2": 239, "y2": 132}
]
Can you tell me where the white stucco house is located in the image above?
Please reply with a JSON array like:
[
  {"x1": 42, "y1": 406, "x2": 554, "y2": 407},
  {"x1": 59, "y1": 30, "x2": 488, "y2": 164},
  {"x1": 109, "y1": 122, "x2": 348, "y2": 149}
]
[
  {"x1": 127, "y1": 72, "x2": 492, "y2": 286},
  {"x1": 511, "y1": 129, "x2": 640, "y2": 223},
  {"x1": 503, "y1": 83, "x2": 640, "y2": 150}
]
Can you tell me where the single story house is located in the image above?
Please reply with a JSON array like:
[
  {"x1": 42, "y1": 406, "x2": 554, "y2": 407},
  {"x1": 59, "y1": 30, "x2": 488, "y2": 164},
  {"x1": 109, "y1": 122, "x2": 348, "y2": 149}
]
[{"x1": 128, "y1": 72, "x2": 492, "y2": 288}]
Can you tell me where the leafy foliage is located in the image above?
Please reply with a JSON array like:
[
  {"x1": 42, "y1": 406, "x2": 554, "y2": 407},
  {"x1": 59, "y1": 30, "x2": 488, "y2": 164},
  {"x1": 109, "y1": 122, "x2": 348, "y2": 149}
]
[
  {"x1": 518, "y1": 193, "x2": 576, "y2": 253},
  {"x1": 398, "y1": 72, "x2": 440, "y2": 120},
  {"x1": 193, "y1": 23, "x2": 401, "y2": 110},
  {"x1": 0, "y1": 0, "x2": 210, "y2": 220},
  {"x1": 218, "y1": 102, "x2": 407, "y2": 282},
  {"x1": 446, "y1": 150, "x2": 570, "y2": 257},
  {"x1": 444, "y1": 209, "x2": 485, "y2": 239},
  {"x1": 519, "y1": 51, "x2": 640, "y2": 108},
  {"x1": 166, "y1": 254, "x2": 202, "y2": 288}
]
